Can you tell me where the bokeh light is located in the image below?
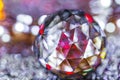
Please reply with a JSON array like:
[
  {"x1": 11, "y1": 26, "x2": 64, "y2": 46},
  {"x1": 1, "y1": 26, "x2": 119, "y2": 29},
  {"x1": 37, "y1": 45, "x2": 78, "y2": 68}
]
[
  {"x1": 13, "y1": 22, "x2": 25, "y2": 32},
  {"x1": 0, "y1": 0, "x2": 4, "y2": 11},
  {"x1": 105, "y1": 22, "x2": 116, "y2": 33},
  {"x1": 1, "y1": 34, "x2": 11, "y2": 42},
  {"x1": 0, "y1": 11, "x2": 6, "y2": 21},
  {"x1": 23, "y1": 25, "x2": 30, "y2": 33},
  {"x1": 31, "y1": 25, "x2": 39, "y2": 35},
  {"x1": 0, "y1": 0, "x2": 6, "y2": 21},
  {"x1": 100, "y1": 0, "x2": 112, "y2": 8},
  {"x1": 116, "y1": 18, "x2": 120, "y2": 28},
  {"x1": 0, "y1": 25, "x2": 5, "y2": 36},
  {"x1": 17, "y1": 14, "x2": 33, "y2": 25}
]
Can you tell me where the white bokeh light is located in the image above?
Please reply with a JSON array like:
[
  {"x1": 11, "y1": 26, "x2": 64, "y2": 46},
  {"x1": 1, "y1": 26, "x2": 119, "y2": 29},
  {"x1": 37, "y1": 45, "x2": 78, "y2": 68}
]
[
  {"x1": 23, "y1": 25, "x2": 30, "y2": 33},
  {"x1": 100, "y1": 0, "x2": 112, "y2": 8},
  {"x1": 31, "y1": 25, "x2": 39, "y2": 35},
  {"x1": 0, "y1": 26, "x2": 5, "y2": 36},
  {"x1": 24, "y1": 15, "x2": 33, "y2": 25},
  {"x1": 116, "y1": 19, "x2": 120, "y2": 28},
  {"x1": 38, "y1": 15, "x2": 47, "y2": 25},
  {"x1": 17, "y1": 14, "x2": 33, "y2": 25},
  {"x1": 17, "y1": 14, "x2": 24, "y2": 21},
  {"x1": 105, "y1": 22, "x2": 116, "y2": 33},
  {"x1": 1, "y1": 34, "x2": 11, "y2": 42},
  {"x1": 14, "y1": 22, "x2": 25, "y2": 32},
  {"x1": 115, "y1": 0, "x2": 120, "y2": 5}
]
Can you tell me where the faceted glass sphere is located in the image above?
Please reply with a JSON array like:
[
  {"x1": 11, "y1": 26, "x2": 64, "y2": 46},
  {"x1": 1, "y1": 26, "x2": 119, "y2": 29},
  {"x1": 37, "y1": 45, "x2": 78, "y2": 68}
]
[{"x1": 34, "y1": 10, "x2": 106, "y2": 79}]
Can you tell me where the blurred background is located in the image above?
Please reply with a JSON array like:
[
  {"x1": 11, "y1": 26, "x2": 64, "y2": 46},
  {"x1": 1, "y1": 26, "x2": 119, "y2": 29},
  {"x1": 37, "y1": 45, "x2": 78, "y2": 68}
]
[
  {"x1": 0, "y1": 0, "x2": 120, "y2": 56},
  {"x1": 0, "y1": 0, "x2": 120, "y2": 80}
]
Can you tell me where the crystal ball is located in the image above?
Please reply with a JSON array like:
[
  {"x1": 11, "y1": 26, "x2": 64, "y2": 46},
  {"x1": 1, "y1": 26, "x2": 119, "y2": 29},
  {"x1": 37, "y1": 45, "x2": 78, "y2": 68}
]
[{"x1": 34, "y1": 10, "x2": 106, "y2": 79}]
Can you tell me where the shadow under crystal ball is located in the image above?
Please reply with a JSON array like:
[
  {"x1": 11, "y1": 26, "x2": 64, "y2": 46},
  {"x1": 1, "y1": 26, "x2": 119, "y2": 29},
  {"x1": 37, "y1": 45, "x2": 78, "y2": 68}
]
[{"x1": 34, "y1": 10, "x2": 106, "y2": 78}]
